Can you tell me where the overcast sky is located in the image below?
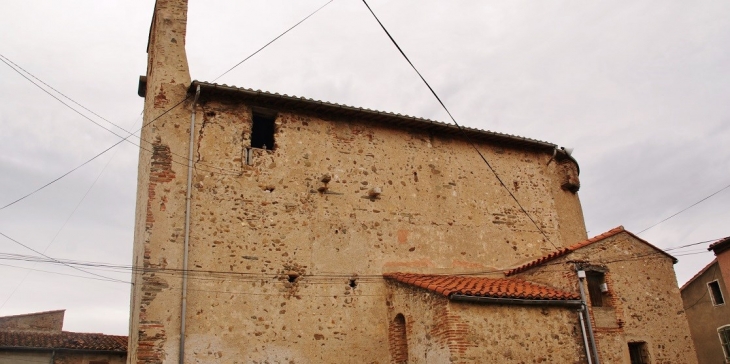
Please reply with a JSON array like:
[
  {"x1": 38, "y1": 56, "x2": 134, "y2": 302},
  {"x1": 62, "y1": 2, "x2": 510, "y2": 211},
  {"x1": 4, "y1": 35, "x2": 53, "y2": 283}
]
[{"x1": 1, "y1": 0, "x2": 728, "y2": 335}]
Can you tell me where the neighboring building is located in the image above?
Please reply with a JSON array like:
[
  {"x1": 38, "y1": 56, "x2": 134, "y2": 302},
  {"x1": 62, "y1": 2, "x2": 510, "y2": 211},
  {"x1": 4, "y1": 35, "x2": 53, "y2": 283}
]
[
  {"x1": 681, "y1": 236, "x2": 730, "y2": 364},
  {"x1": 129, "y1": 1, "x2": 697, "y2": 363},
  {"x1": 0, "y1": 310, "x2": 127, "y2": 364}
]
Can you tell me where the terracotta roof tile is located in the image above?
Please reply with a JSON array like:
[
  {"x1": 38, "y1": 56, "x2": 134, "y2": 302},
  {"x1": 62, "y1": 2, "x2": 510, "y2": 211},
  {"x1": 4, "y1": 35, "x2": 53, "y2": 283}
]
[
  {"x1": 504, "y1": 226, "x2": 677, "y2": 276},
  {"x1": 383, "y1": 272, "x2": 579, "y2": 301},
  {"x1": 0, "y1": 331, "x2": 127, "y2": 352},
  {"x1": 709, "y1": 237, "x2": 730, "y2": 254}
]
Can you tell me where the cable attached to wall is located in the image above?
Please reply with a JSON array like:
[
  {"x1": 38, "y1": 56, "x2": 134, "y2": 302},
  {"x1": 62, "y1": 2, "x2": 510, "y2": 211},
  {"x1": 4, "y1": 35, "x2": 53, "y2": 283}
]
[{"x1": 360, "y1": 0, "x2": 558, "y2": 249}]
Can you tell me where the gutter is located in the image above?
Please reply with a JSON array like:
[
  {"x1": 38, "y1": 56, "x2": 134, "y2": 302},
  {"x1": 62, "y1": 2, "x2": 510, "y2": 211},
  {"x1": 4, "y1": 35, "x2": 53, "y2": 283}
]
[
  {"x1": 449, "y1": 294, "x2": 582, "y2": 308},
  {"x1": 179, "y1": 84, "x2": 200, "y2": 364},
  {"x1": 0, "y1": 347, "x2": 126, "y2": 355}
]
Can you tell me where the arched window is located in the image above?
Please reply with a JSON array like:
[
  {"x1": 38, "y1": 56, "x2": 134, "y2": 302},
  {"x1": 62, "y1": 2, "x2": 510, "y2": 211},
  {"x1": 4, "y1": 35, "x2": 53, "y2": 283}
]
[{"x1": 389, "y1": 313, "x2": 408, "y2": 364}]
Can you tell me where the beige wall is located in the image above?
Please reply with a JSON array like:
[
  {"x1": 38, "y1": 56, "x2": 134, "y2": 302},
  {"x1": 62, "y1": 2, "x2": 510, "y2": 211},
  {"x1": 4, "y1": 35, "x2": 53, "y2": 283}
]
[
  {"x1": 130, "y1": 96, "x2": 587, "y2": 363},
  {"x1": 0, "y1": 351, "x2": 50, "y2": 364},
  {"x1": 0, "y1": 310, "x2": 64, "y2": 332},
  {"x1": 518, "y1": 232, "x2": 697, "y2": 364},
  {"x1": 681, "y1": 261, "x2": 730, "y2": 364}
]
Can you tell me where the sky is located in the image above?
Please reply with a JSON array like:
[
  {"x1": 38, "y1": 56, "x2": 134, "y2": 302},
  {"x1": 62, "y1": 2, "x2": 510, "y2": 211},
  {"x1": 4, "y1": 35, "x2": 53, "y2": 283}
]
[{"x1": 0, "y1": 0, "x2": 729, "y2": 335}]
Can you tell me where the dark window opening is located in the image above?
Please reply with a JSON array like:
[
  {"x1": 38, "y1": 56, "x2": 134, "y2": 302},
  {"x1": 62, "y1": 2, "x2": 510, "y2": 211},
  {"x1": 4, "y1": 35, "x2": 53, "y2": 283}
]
[
  {"x1": 628, "y1": 342, "x2": 650, "y2": 364},
  {"x1": 709, "y1": 280, "x2": 725, "y2": 306},
  {"x1": 586, "y1": 271, "x2": 606, "y2": 307},
  {"x1": 251, "y1": 113, "x2": 275, "y2": 150}
]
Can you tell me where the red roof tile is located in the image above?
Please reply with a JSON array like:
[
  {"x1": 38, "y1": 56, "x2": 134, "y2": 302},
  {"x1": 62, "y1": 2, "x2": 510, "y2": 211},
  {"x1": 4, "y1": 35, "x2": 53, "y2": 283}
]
[
  {"x1": 504, "y1": 226, "x2": 677, "y2": 276},
  {"x1": 0, "y1": 331, "x2": 127, "y2": 352},
  {"x1": 383, "y1": 272, "x2": 579, "y2": 301},
  {"x1": 709, "y1": 236, "x2": 730, "y2": 254}
]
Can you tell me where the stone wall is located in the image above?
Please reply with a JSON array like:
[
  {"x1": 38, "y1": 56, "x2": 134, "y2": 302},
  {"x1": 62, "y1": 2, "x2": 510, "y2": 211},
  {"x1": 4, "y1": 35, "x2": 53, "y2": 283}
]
[
  {"x1": 0, "y1": 310, "x2": 64, "y2": 332},
  {"x1": 385, "y1": 283, "x2": 585, "y2": 363},
  {"x1": 518, "y1": 232, "x2": 697, "y2": 364}
]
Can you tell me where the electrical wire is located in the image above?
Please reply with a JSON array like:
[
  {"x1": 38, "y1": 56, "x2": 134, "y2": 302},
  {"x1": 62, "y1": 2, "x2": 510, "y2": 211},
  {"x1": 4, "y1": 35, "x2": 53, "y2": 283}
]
[
  {"x1": 0, "y1": 231, "x2": 127, "y2": 284},
  {"x1": 0, "y1": 54, "x2": 241, "y2": 179},
  {"x1": 212, "y1": 0, "x2": 335, "y2": 82},
  {"x1": 637, "y1": 181, "x2": 730, "y2": 234},
  {"x1": 0, "y1": 113, "x2": 142, "y2": 310},
  {"x1": 0, "y1": 95, "x2": 189, "y2": 210},
  {"x1": 360, "y1": 0, "x2": 558, "y2": 250}
]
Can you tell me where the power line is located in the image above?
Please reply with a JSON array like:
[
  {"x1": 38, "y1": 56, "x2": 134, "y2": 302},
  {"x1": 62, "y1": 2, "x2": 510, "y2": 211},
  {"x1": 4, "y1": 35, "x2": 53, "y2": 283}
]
[
  {"x1": 0, "y1": 95, "x2": 190, "y2": 210},
  {"x1": 637, "y1": 181, "x2": 730, "y2": 234},
  {"x1": 0, "y1": 54, "x2": 133, "y2": 135},
  {"x1": 360, "y1": 0, "x2": 558, "y2": 249},
  {"x1": 0, "y1": 231, "x2": 127, "y2": 284},
  {"x1": 1, "y1": 3, "x2": 339, "y2": 211},
  {"x1": 0, "y1": 54, "x2": 241, "y2": 178},
  {"x1": 212, "y1": 0, "x2": 335, "y2": 82},
  {"x1": 0, "y1": 114, "x2": 142, "y2": 310}
]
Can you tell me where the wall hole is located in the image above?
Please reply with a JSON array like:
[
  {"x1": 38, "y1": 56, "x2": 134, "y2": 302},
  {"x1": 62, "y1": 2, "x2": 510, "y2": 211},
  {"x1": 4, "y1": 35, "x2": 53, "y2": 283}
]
[
  {"x1": 349, "y1": 279, "x2": 358, "y2": 289},
  {"x1": 287, "y1": 273, "x2": 299, "y2": 283}
]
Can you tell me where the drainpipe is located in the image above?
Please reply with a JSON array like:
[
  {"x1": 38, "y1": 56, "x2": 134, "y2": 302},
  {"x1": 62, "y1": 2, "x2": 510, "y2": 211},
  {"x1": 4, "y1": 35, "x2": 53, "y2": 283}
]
[
  {"x1": 179, "y1": 85, "x2": 200, "y2": 364},
  {"x1": 576, "y1": 264, "x2": 600, "y2": 364},
  {"x1": 49, "y1": 349, "x2": 55, "y2": 364},
  {"x1": 577, "y1": 310, "x2": 593, "y2": 364}
]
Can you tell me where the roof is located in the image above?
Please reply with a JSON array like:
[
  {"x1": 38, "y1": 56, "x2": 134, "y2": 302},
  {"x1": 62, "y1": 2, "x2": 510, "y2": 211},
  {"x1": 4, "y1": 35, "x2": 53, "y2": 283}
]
[
  {"x1": 0, "y1": 331, "x2": 127, "y2": 352},
  {"x1": 383, "y1": 272, "x2": 579, "y2": 301},
  {"x1": 0, "y1": 310, "x2": 64, "y2": 320},
  {"x1": 680, "y1": 258, "x2": 718, "y2": 291},
  {"x1": 709, "y1": 236, "x2": 730, "y2": 255},
  {"x1": 504, "y1": 226, "x2": 678, "y2": 276},
  {"x1": 188, "y1": 81, "x2": 578, "y2": 167}
]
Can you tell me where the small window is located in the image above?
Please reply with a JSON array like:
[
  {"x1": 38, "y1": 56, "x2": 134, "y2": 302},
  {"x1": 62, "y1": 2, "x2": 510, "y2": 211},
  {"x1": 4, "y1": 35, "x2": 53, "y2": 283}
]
[
  {"x1": 586, "y1": 271, "x2": 606, "y2": 307},
  {"x1": 708, "y1": 280, "x2": 725, "y2": 306},
  {"x1": 251, "y1": 113, "x2": 275, "y2": 150},
  {"x1": 719, "y1": 326, "x2": 730, "y2": 361},
  {"x1": 628, "y1": 342, "x2": 650, "y2": 364}
]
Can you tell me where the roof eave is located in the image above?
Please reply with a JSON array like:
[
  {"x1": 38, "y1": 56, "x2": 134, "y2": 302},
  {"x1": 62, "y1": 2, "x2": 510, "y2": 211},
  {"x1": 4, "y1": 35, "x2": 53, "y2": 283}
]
[
  {"x1": 450, "y1": 294, "x2": 582, "y2": 308},
  {"x1": 188, "y1": 81, "x2": 572, "y2": 154}
]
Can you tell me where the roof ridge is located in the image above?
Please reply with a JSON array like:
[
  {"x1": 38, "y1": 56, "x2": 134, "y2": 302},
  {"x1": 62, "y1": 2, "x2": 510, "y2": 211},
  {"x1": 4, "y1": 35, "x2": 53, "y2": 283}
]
[{"x1": 504, "y1": 226, "x2": 677, "y2": 276}]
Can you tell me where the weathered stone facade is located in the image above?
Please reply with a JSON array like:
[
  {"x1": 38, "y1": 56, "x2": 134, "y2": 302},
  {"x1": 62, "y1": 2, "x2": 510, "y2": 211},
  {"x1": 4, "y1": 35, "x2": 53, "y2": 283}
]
[
  {"x1": 129, "y1": 1, "x2": 696, "y2": 363},
  {"x1": 511, "y1": 229, "x2": 697, "y2": 364}
]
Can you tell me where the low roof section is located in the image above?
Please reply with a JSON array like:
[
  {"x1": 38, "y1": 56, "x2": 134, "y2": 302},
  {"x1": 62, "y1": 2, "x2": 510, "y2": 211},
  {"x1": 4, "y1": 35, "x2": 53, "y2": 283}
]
[
  {"x1": 384, "y1": 272, "x2": 581, "y2": 307},
  {"x1": 0, "y1": 330, "x2": 127, "y2": 354},
  {"x1": 504, "y1": 226, "x2": 678, "y2": 277}
]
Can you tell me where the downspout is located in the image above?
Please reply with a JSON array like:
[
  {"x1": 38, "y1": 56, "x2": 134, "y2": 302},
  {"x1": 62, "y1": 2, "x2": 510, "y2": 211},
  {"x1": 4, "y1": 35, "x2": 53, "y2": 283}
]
[
  {"x1": 179, "y1": 85, "x2": 200, "y2": 364},
  {"x1": 577, "y1": 310, "x2": 593, "y2": 364},
  {"x1": 576, "y1": 264, "x2": 601, "y2": 364},
  {"x1": 49, "y1": 349, "x2": 55, "y2": 364}
]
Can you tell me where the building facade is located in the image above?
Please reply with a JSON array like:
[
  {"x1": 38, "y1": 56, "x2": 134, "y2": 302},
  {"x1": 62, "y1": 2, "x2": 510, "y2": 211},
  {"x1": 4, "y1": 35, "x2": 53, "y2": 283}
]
[
  {"x1": 128, "y1": 1, "x2": 696, "y2": 363},
  {"x1": 681, "y1": 237, "x2": 730, "y2": 364}
]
